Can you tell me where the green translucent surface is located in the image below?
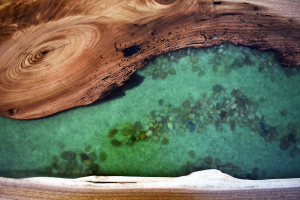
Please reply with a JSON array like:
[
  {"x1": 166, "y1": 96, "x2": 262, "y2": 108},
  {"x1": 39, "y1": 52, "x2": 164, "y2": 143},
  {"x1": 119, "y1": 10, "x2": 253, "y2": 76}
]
[{"x1": 0, "y1": 43, "x2": 300, "y2": 179}]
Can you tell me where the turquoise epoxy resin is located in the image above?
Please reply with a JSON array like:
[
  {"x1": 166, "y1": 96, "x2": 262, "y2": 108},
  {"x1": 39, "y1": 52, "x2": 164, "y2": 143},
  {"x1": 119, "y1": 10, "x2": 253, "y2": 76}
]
[{"x1": 0, "y1": 43, "x2": 300, "y2": 179}]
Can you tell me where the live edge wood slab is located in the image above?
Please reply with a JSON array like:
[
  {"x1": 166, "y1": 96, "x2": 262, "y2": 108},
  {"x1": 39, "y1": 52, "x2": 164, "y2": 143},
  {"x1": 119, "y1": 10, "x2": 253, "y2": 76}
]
[
  {"x1": 1, "y1": 170, "x2": 300, "y2": 199},
  {"x1": 0, "y1": 0, "x2": 299, "y2": 119}
]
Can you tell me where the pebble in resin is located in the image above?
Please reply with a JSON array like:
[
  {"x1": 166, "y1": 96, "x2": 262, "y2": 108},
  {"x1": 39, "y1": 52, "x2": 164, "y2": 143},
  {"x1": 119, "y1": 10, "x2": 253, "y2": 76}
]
[
  {"x1": 167, "y1": 122, "x2": 173, "y2": 130},
  {"x1": 146, "y1": 130, "x2": 152, "y2": 136},
  {"x1": 229, "y1": 120, "x2": 236, "y2": 131},
  {"x1": 192, "y1": 66, "x2": 201, "y2": 72},
  {"x1": 190, "y1": 57, "x2": 198, "y2": 63},
  {"x1": 168, "y1": 69, "x2": 176, "y2": 75},
  {"x1": 83, "y1": 159, "x2": 92, "y2": 166},
  {"x1": 161, "y1": 133, "x2": 169, "y2": 139},
  {"x1": 204, "y1": 156, "x2": 213, "y2": 165},
  {"x1": 158, "y1": 99, "x2": 164, "y2": 106},
  {"x1": 134, "y1": 121, "x2": 142, "y2": 130},
  {"x1": 168, "y1": 116, "x2": 175, "y2": 122},
  {"x1": 159, "y1": 71, "x2": 168, "y2": 79},
  {"x1": 108, "y1": 129, "x2": 118, "y2": 138},
  {"x1": 231, "y1": 103, "x2": 237, "y2": 109},
  {"x1": 212, "y1": 84, "x2": 223, "y2": 93},
  {"x1": 111, "y1": 139, "x2": 121, "y2": 147},
  {"x1": 214, "y1": 158, "x2": 223, "y2": 167},
  {"x1": 187, "y1": 121, "x2": 196, "y2": 132},
  {"x1": 248, "y1": 131, "x2": 256, "y2": 136},
  {"x1": 255, "y1": 111, "x2": 262, "y2": 119},
  {"x1": 85, "y1": 145, "x2": 92, "y2": 152},
  {"x1": 100, "y1": 83, "x2": 279, "y2": 162},
  {"x1": 247, "y1": 112, "x2": 255, "y2": 120},
  {"x1": 156, "y1": 116, "x2": 162, "y2": 121},
  {"x1": 280, "y1": 109, "x2": 288, "y2": 116},
  {"x1": 80, "y1": 153, "x2": 89, "y2": 162},
  {"x1": 161, "y1": 138, "x2": 169, "y2": 145},
  {"x1": 198, "y1": 70, "x2": 205, "y2": 77},
  {"x1": 152, "y1": 135, "x2": 160, "y2": 142},
  {"x1": 139, "y1": 132, "x2": 146, "y2": 140},
  {"x1": 90, "y1": 164, "x2": 98, "y2": 173},
  {"x1": 179, "y1": 128, "x2": 185, "y2": 134},
  {"x1": 279, "y1": 136, "x2": 292, "y2": 150},
  {"x1": 188, "y1": 114, "x2": 195, "y2": 119},
  {"x1": 142, "y1": 124, "x2": 150, "y2": 131},
  {"x1": 61, "y1": 151, "x2": 76, "y2": 160}
]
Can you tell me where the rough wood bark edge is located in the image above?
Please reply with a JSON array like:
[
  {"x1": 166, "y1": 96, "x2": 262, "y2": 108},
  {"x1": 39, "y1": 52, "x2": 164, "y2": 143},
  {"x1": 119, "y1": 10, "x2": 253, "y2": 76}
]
[{"x1": 0, "y1": 0, "x2": 299, "y2": 119}]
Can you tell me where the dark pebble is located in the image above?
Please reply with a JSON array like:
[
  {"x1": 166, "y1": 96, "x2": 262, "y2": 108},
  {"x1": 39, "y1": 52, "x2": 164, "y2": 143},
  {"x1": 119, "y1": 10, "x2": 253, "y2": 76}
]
[
  {"x1": 244, "y1": 57, "x2": 255, "y2": 66},
  {"x1": 259, "y1": 121, "x2": 269, "y2": 136},
  {"x1": 187, "y1": 121, "x2": 196, "y2": 132},
  {"x1": 161, "y1": 138, "x2": 169, "y2": 145},
  {"x1": 159, "y1": 71, "x2": 168, "y2": 79},
  {"x1": 90, "y1": 164, "x2": 99, "y2": 174},
  {"x1": 158, "y1": 99, "x2": 164, "y2": 106},
  {"x1": 212, "y1": 84, "x2": 223, "y2": 92},
  {"x1": 108, "y1": 129, "x2": 118, "y2": 138},
  {"x1": 229, "y1": 120, "x2": 236, "y2": 131},
  {"x1": 182, "y1": 100, "x2": 191, "y2": 107},
  {"x1": 214, "y1": 158, "x2": 222, "y2": 167},
  {"x1": 204, "y1": 156, "x2": 213, "y2": 165},
  {"x1": 80, "y1": 153, "x2": 90, "y2": 162},
  {"x1": 111, "y1": 139, "x2": 121, "y2": 147},
  {"x1": 287, "y1": 132, "x2": 296, "y2": 143},
  {"x1": 279, "y1": 137, "x2": 292, "y2": 150},
  {"x1": 280, "y1": 109, "x2": 288, "y2": 116}
]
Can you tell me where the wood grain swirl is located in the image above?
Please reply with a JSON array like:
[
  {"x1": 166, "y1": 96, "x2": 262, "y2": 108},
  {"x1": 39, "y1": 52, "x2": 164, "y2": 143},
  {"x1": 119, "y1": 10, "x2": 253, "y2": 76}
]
[{"x1": 0, "y1": 0, "x2": 299, "y2": 119}]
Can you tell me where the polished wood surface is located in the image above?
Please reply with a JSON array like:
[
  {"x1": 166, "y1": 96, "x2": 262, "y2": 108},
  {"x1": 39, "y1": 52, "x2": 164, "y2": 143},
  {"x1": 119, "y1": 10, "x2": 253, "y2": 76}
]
[
  {"x1": 1, "y1": 170, "x2": 300, "y2": 199},
  {"x1": 0, "y1": 0, "x2": 299, "y2": 119}
]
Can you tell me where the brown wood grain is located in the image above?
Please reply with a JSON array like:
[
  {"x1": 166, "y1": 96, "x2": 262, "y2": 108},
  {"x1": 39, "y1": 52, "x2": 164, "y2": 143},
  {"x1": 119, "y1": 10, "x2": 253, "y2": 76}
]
[
  {"x1": 1, "y1": 184, "x2": 300, "y2": 199},
  {"x1": 0, "y1": 0, "x2": 299, "y2": 119}
]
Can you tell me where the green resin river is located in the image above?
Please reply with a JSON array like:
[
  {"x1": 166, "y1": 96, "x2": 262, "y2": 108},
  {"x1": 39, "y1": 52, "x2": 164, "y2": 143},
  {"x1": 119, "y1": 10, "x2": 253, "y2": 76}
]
[{"x1": 1, "y1": 43, "x2": 300, "y2": 179}]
